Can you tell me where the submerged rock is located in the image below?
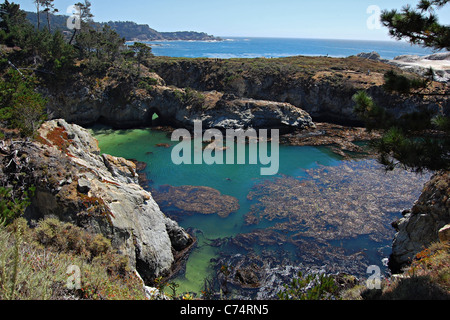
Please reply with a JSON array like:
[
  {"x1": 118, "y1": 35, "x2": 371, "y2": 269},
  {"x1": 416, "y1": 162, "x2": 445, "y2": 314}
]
[
  {"x1": 202, "y1": 159, "x2": 432, "y2": 299},
  {"x1": 280, "y1": 122, "x2": 381, "y2": 158},
  {"x1": 152, "y1": 185, "x2": 240, "y2": 219}
]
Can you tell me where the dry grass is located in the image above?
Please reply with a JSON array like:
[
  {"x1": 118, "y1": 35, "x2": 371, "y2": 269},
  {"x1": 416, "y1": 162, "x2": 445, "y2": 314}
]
[{"x1": 0, "y1": 218, "x2": 147, "y2": 300}]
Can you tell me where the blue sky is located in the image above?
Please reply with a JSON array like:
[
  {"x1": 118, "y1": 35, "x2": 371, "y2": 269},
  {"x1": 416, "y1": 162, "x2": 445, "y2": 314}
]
[{"x1": 13, "y1": 0, "x2": 450, "y2": 41}]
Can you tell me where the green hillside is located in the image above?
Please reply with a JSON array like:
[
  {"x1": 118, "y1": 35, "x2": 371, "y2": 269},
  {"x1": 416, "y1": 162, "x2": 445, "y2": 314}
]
[{"x1": 25, "y1": 11, "x2": 221, "y2": 41}]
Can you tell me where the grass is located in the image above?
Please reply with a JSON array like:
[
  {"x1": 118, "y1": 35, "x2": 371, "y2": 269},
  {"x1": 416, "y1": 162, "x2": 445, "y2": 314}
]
[
  {"x1": 384, "y1": 242, "x2": 450, "y2": 299},
  {"x1": 144, "y1": 54, "x2": 427, "y2": 100},
  {"x1": 147, "y1": 55, "x2": 402, "y2": 83},
  {"x1": 0, "y1": 218, "x2": 147, "y2": 300}
]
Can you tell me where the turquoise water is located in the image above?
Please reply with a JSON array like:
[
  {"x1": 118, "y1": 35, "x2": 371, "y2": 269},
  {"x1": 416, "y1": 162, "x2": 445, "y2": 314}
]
[
  {"x1": 90, "y1": 125, "x2": 428, "y2": 296},
  {"x1": 145, "y1": 37, "x2": 435, "y2": 60},
  {"x1": 91, "y1": 125, "x2": 340, "y2": 238},
  {"x1": 90, "y1": 125, "x2": 342, "y2": 292}
]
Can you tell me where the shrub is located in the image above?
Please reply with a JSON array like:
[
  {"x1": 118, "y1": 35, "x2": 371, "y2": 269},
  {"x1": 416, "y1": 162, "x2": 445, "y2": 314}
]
[
  {"x1": 383, "y1": 70, "x2": 427, "y2": 94},
  {"x1": 0, "y1": 187, "x2": 34, "y2": 225},
  {"x1": 278, "y1": 271, "x2": 339, "y2": 300},
  {"x1": 183, "y1": 87, "x2": 206, "y2": 109},
  {"x1": 0, "y1": 218, "x2": 147, "y2": 300},
  {"x1": 34, "y1": 218, "x2": 113, "y2": 261},
  {"x1": 0, "y1": 69, "x2": 47, "y2": 137}
]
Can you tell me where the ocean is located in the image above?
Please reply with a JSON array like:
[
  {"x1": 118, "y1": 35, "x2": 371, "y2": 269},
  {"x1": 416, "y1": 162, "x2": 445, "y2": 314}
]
[{"x1": 145, "y1": 37, "x2": 436, "y2": 60}]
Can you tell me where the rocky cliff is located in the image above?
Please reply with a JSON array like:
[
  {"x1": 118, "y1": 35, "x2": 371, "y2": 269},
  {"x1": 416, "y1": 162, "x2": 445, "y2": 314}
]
[
  {"x1": 42, "y1": 56, "x2": 447, "y2": 132},
  {"x1": 43, "y1": 69, "x2": 314, "y2": 133},
  {"x1": 390, "y1": 171, "x2": 450, "y2": 273},
  {"x1": 145, "y1": 56, "x2": 449, "y2": 125},
  {"x1": 37, "y1": 55, "x2": 449, "y2": 280},
  {"x1": 0, "y1": 119, "x2": 193, "y2": 284}
]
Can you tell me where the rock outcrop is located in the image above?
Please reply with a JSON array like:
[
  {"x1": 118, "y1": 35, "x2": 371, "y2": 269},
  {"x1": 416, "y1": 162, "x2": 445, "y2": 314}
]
[
  {"x1": 43, "y1": 77, "x2": 315, "y2": 133},
  {"x1": 356, "y1": 51, "x2": 450, "y2": 83},
  {"x1": 145, "y1": 57, "x2": 448, "y2": 125},
  {"x1": 387, "y1": 52, "x2": 450, "y2": 83},
  {"x1": 389, "y1": 171, "x2": 450, "y2": 273},
  {"x1": 40, "y1": 55, "x2": 449, "y2": 132},
  {"x1": 0, "y1": 119, "x2": 193, "y2": 283}
]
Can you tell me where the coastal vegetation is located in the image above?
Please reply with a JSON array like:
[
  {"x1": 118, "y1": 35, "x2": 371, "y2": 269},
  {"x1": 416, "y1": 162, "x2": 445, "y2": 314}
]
[
  {"x1": 25, "y1": 8, "x2": 221, "y2": 41},
  {"x1": 0, "y1": 217, "x2": 146, "y2": 300},
  {"x1": 0, "y1": 0, "x2": 448, "y2": 301},
  {"x1": 0, "y1": 0, "x2": 154, "y2": 137},
  {"x1": 353, "y1": 0, "x2": 450, "y2": 173}
]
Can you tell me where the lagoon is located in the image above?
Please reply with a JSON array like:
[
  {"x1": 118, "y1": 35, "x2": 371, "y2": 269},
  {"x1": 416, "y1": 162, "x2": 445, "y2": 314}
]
[{"x1": 91, "y1": 125, "x2": 430, "y2": 297}]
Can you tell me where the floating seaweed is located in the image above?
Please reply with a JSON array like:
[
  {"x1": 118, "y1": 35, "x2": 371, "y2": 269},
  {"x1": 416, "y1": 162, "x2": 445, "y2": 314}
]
[
  {"x1": 152, "y1": 185, "x2": 240, "y2": 219},
  {"x1": 209, "y1": 160, "x2": 432, "y2": 297},
  {"x1": 246, "y1": 159, "x2": 431, "y2": 243}
]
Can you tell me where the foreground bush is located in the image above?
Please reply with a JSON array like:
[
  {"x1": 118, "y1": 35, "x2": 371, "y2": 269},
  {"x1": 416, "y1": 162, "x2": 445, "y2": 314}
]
[{"x1": 0, "y1": 218, "x2": 147, "y2": 300}]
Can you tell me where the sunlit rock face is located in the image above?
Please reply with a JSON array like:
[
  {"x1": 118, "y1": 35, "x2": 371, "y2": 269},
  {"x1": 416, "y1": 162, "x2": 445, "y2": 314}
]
[
  {"x1": 390, "y1": 171, "x2": 450, "y2": 273},
  {"x1": 0, "y1": 119, "x2": 193, "y2": 283}
]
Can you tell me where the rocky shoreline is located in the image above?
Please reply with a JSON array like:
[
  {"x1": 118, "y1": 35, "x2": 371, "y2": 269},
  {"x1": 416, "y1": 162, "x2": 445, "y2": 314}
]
[
  {"x1": 41, "y1": 54, "x2": 449, "y2": 132},
  {"x1": 0, "y1": 119, "x2": 194, "y2": 285},
  {"x1": 357, "y1": 51, "x2": 450, "y2": 84},
  {"x1": 4, "y1": 52, "x2": 447, "y2": 298},
  {"x1": 122, "y1": 124, "x2": 440, "y2": 298}
]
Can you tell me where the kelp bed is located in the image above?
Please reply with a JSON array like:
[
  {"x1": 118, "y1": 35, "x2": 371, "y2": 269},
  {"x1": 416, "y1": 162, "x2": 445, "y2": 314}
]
[{"x1": 245, "y1": 159, "x2": 430, "y2": 243}]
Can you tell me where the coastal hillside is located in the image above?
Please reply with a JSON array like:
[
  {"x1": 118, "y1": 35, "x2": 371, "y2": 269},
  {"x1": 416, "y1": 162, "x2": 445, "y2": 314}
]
[
  {"x1": 25, "y1": 11, "x2": 221, "y2": 41},
  {"x1": 1, "y1": 0, "x2": 449, "y2": 301},
  {"x1": 40, "y1": 54, "x2": 448, "y2": 129}
]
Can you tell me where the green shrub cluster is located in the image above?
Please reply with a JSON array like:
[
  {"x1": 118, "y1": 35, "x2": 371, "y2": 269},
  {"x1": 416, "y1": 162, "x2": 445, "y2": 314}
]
[
  {"x1": 0, "y1": 1, "x2": 158, "y2": 137},
  {"x1": 383, "y1": 70, "x2": 428, "y2": 94},
  {"x1": 0, "y1": 69, "x2": 47, "y2": 137},
  {"x1": 174, "y1": 87, "x2": 206, "y2": 109},
  {"x1": 278, "y1": 271, "x2": 339, "y2": 300},
  {"x1": 353, "y1": 90, "x2": 450, "y2": 172}
]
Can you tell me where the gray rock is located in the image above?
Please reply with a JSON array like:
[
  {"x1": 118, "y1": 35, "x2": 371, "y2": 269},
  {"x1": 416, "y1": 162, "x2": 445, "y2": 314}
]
[
  {"x1": 77, "y1": 178, "x2": 91, "y2": 194},
  {"x1": 439, "y1": 224, "x2": 450, "y2": 243},
  {"x1": 357, "y1": 51, "x2": 381, "y2": 61},
  {"x1": 27, "y1": 119, "x2": 193, "y2": 283},
  {"x1": 393, "y1": 55, "x2": 421, "y2": 62},
  {"x1": 423, "y1": 52, "x2": 450, "y2": 61}
]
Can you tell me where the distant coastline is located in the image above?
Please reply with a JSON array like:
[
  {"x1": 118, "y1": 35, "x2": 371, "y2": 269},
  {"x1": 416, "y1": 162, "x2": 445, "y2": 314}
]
[{"x1": 25, "y1": 11, "x2": 222, "y2": 42}]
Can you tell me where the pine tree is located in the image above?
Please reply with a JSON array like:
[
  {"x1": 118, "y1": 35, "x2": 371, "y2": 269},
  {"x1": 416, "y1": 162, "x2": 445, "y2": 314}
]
[
  {"x1": 381, "y1": 0, "x2": 450, "y2": 50},
  {"x1": 41, "y1": 0, "x2": 58, "y2": 32},
  {"x1": 69, "y1": 0, "x2": 94, "y2": 45},
  {"x1": 130, "y1": 42, "x2": 152, "y2": 78},
  {"x1": 33, "y1": 0, "x2": 41, "y2": 30},
  {"x1": 0, "y1": 0, "x2": 28, "y2": 46},
  {"x1": 354, "y1": 1, "x2": 450, "y2": 172}
]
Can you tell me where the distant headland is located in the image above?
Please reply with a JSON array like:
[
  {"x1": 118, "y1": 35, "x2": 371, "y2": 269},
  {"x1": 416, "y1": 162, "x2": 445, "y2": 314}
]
[{"x1": 25, "y1": 11, "x2": 222, "y2": 42}]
